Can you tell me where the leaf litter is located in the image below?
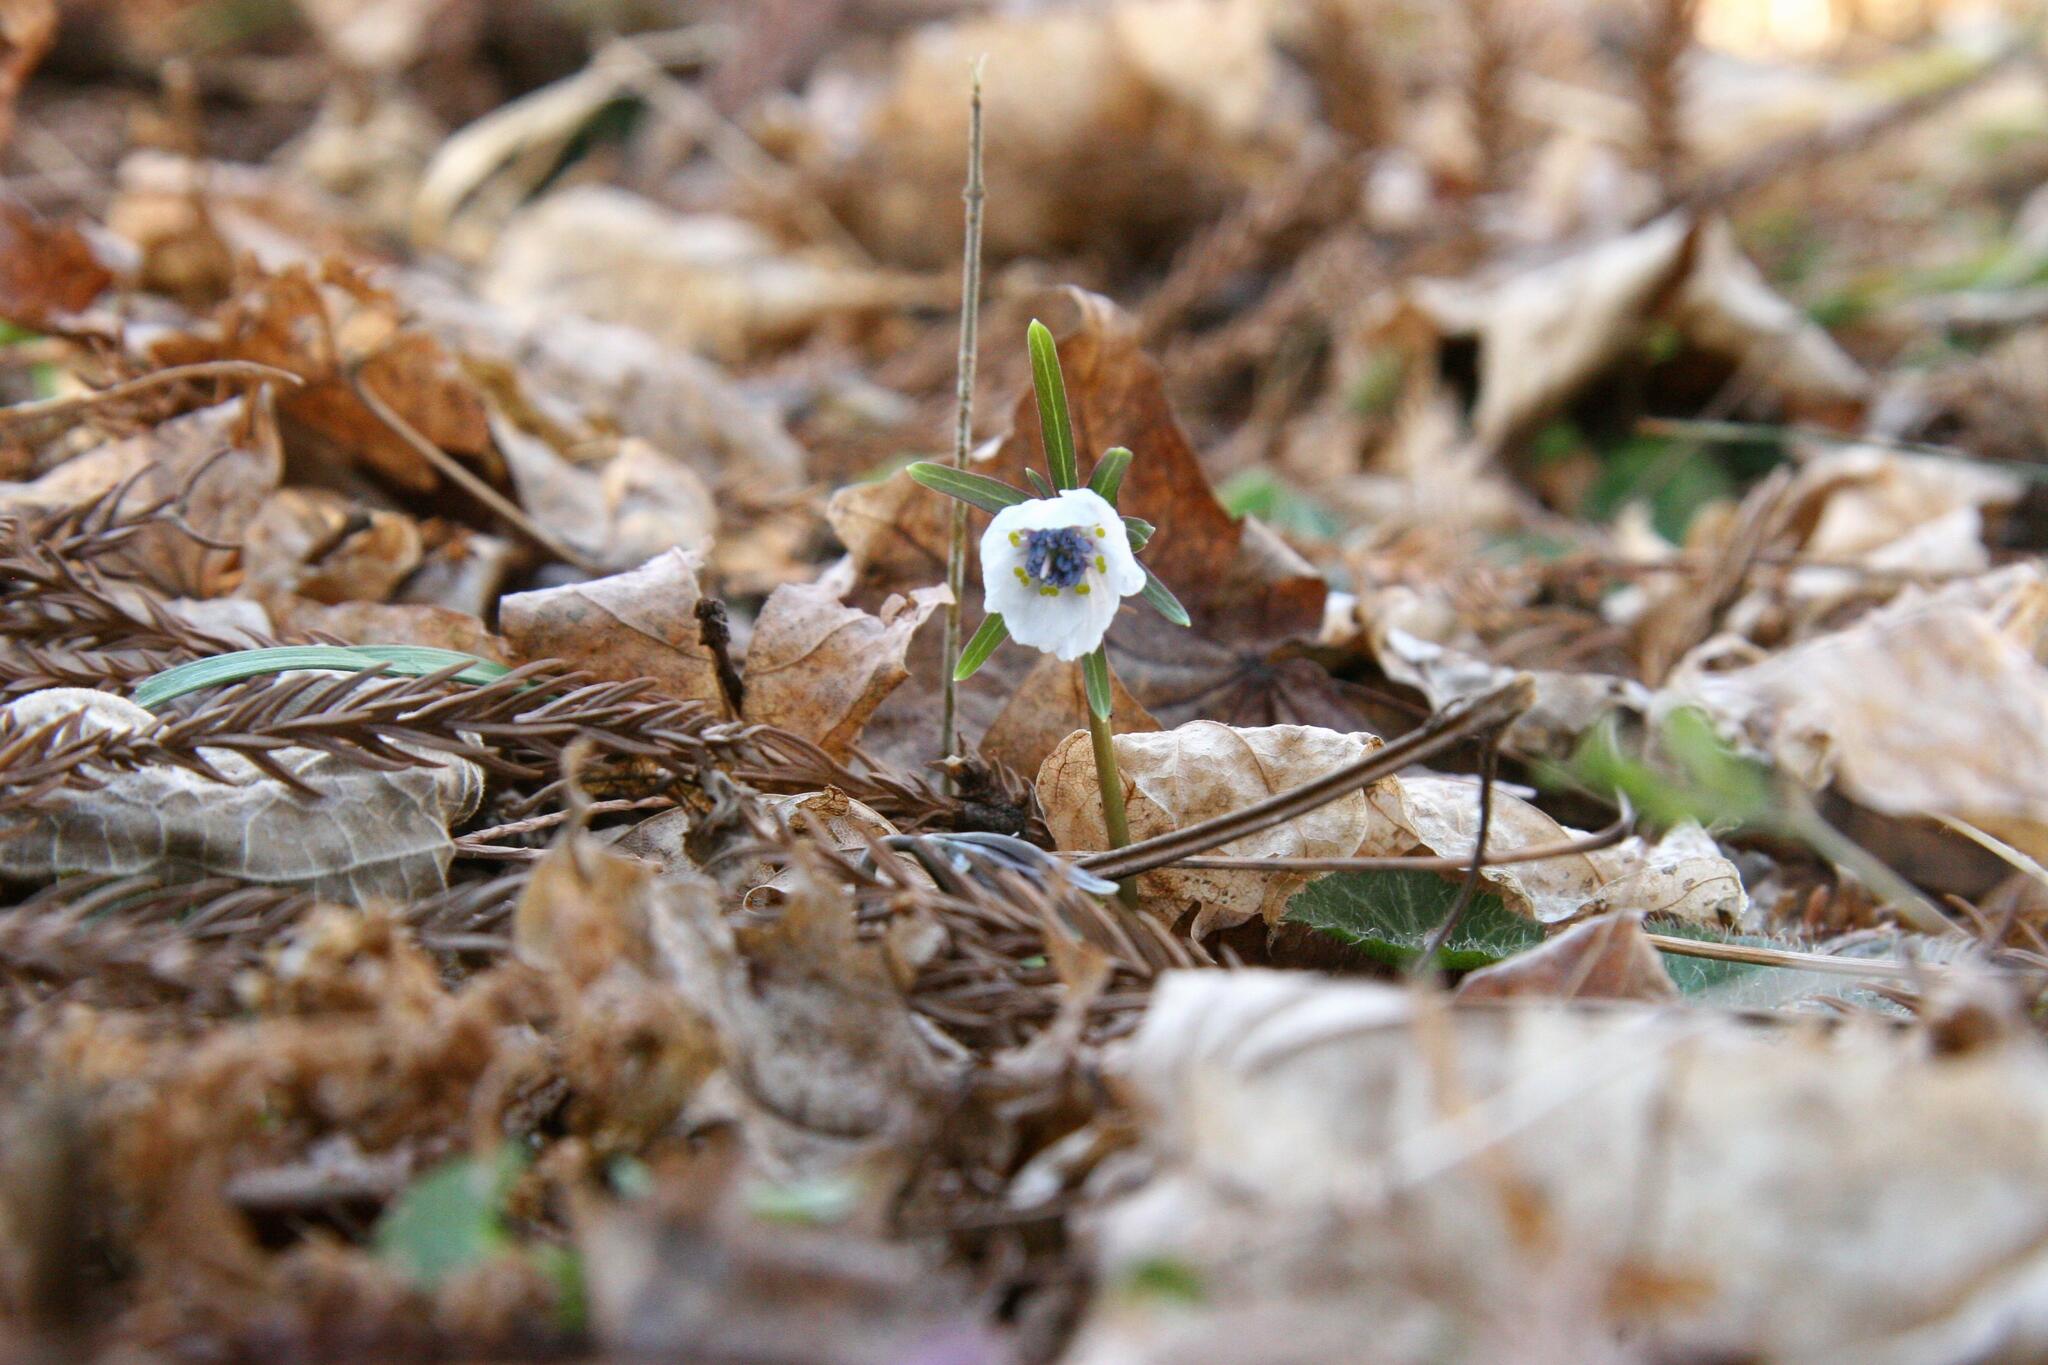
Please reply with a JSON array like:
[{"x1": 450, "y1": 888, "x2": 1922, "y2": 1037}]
[{"x1": 6, "y1": 2, "x2": 2048, "y2": 1362}]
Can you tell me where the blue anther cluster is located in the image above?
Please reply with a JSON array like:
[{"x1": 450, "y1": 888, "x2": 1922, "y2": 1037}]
[{"x1": 1022, "y1": 526, "x2": 1093, "y2": 588}]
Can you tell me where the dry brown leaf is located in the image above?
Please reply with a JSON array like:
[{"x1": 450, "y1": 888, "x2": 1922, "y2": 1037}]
[
  {"x1": 512, "y1": 834, "x2": 662, "y2": 989},
  {"x1": 980, "y1": 651, "x2": 1160, "y2": 777},
  {"x1": 156, "y1": 264, "x2": 496, "y2": 494},
  {"x1": 493, "y1": 414, "x2": 715, "y2": 572},
  {"x1": 0, "y1": 203, "x2": 107, "y2": 327},
  {"x1": 1, "y1": 397, "x2": 281, "y2": 595},
  {"x1": 498, "y1": 549, "x2": 729, "y2": 711},
  {"x1": 1039, "y1": 721, "x2": 1410, "y2": 935},
  {"x1": 241, "y1": 489, "x2": 423, "y2": 604},
  {"x1": 0, "y1": 689, "x2": 483, "y2": 904},
  {"x1": 1662, "y1": 563, "x2": 2048, "y2": 861},
  {"x1": 481, "y1": 187, "x2": 945, "y2": 363},
  {"x1": 0, "y1": 0, "x2": 54, "y2": 154},
  {"x1": 821, "y1": 0, "x2": 1291, "y2": 266},
  {"x1": 1387, "y1": 213, "x2": 1867, "y2": 452},
  {"x1": 1454, "y1": 911, "x2": 1679, "y2": 1002},
  {"x1": 742, "y1": 581, "x2": 948, "y2": 760},
  {"x1": 1074, "y1": 969, "x2": 2048, "y2": 1363},
  {"x1": 268, "y1": 597, "x2": 509, "y2": 660},
  {"x1": 650, "y1": 866, "x2": 962, "y2": 1174}
]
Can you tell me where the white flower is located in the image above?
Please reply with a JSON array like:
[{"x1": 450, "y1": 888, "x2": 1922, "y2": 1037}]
[{"x1": 981, "y1": 488, "x2": 1146, "y2": 661}]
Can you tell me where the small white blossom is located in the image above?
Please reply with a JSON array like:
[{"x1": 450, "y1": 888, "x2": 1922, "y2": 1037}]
[{"x1": 981, "y1": 488, "x2": 1146, "y2": 661}]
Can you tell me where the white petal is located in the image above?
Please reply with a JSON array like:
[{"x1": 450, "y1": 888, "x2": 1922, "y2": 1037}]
[{"x1": 977, "y1": 488, "x2": 1151, "y2": 660}]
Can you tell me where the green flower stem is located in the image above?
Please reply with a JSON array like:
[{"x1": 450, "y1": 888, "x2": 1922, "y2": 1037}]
[{"x1": 1084, "y1": 646, "x2": 1136, "y2": 906}]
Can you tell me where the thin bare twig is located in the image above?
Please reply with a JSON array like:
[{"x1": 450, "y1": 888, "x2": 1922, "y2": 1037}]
[
  {"x1": 0, "y1": 361, "x2": 303, "y2": 435},
  {"x1": 940, "y1": 59, "x2": 985, "y2": 783},
  {"x1": 1175, "y1": 807, "x2": 1632, "y2": 874},
  {"x1": 1079, "y1": 678, "x2": 1534, "y2": 881},
  {"x1": 1414, "y1": 737, "x2": 1500, "y2": 973}
]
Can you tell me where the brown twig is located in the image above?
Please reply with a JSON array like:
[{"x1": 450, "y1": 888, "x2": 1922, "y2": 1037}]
[
  {"x1": 1174, "y1": 807, "x2": 1632, "y2": 874},
  {"x1": 1079, "y1": 678, "x2": 1534, "y2": 881},
  {"x1": 0, "y1": 361, "x2": 302, "y2": 436},
  {"x1": 1414, "y1": 737, "x2": 1500, "y2": 973},
  {"x1": 350, "y1": 374, "x2": 603, "y2": 573}
]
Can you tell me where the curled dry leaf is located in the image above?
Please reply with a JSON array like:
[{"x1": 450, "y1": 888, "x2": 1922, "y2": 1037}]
[
  {"x1": 1039, "y1": 721, "x2": 1410, "y2": 936},
  {"x1": 0, "y1": 689, "x2": 483, "y2": 904},
  {"x1": 1040, "y1": 718, "x2": 1743, "y2": 933},
  {"x1": 1075, "y1": 969, "x2": 2048, "y2": 1363},
  {"x1": 742, "y1": 581, "x2": 948, "y2": 760},
  {"x1": 499, "y1": 549, "x2": 730, "y2": 714},
  {"x1": 1384, "y1": 213, "x2": 1867, "y2": 452},
  {"x1": 1453, "y1": 911, "x2": 1679, "y2": 1002},
  {"x1": 153, "y1": 263, "x2": 496, "y2": 494},
  {"x1": 1662, "y1": 562, "x2": 2048, "y2": 861}
]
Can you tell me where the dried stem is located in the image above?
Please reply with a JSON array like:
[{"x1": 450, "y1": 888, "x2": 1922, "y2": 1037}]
[
  {"x1": 1174, "y1": 808, "x2": 1632, "y2": 874},
  {"x1": 940, "y1": 59, "x2": 986, "y2": 784},
  {"x1": 0, "y1": 360, "x2": 302, "y2": 436}
]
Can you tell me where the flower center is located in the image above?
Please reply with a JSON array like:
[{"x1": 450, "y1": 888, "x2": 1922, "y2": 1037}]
[{"x1": 1021, "y1": 526, "x2": 1095, "y2": 589}]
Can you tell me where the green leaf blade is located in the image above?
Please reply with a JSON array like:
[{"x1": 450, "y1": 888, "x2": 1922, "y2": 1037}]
[
  {"x1": 1122, "y1": 515, "x2": 1154, "y2": 550},
  {"x1": 1088, "y1": 446, "x2": 1132, "y2": 503},
  {"x1": 133, "y1": 645, "x2": 510, "y2": 710},
  {"x1": 1028, "y1": 319, "x2": 1078, "y2": 490},
  {"x1": 1285, "y1": 869, "x2": 1540, "y2": 971},
  {"x1": 955, "y1": 613, "x2": 1009, "y2": 679},
  {"x1": 906, "y1": 461, "x2": 1029, "y2": 516},
  {"x1": 1138, "y1": 569, "x2": 1191, "y2": 628}
]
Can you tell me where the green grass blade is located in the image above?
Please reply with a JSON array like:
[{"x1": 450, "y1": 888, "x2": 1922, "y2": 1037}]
[
  {"x1": 906, "y1": 461, "x2": 1029, "y2": 516},
  {"x1": 134, "y1": 645, "x2": 511, "y2": 710},
  {"x1": 954, "y1": 613, "x2": 1009, "y2": 680},
  {"x1": 1028, "y1": 319, "x2": 1078, "y2": 490}
]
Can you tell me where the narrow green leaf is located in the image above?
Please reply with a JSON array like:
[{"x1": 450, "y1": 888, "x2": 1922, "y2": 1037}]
[
  {"x1": 1028, "y1": 319, "x2": 1078, "y2": 490},
  {"x1": 1088, "y1": 446, "x2": 1132, "y2": 503},
  {"x1": 1139, "y1": 569, "x2": 1191, "y2": 627},
  {"x1": 133, "y1": 645, "x2": 510, "y2": 710},
  {"x1": 955, "y1": 613, "x2": 1009, "y2": 679},
  {"x1": 1026, "y1": 468, "x2": 1055, "y2": 498},
  {"x1": 1082, "y1": 648, "x2": 1114, "y2": 719},
  {"x1": 1122, "y1": 516, "x2": 1154, "y2": 550},
  {"x1": 1285, "y1": 870, "x2": 1540, "y2": 971},
  {"x1": 905, "y1": 461, "x2": 1029, "y2": 516}
]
